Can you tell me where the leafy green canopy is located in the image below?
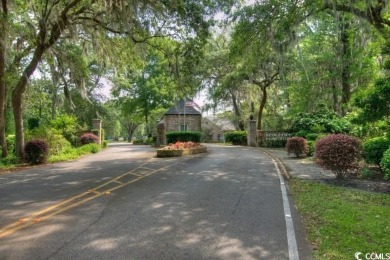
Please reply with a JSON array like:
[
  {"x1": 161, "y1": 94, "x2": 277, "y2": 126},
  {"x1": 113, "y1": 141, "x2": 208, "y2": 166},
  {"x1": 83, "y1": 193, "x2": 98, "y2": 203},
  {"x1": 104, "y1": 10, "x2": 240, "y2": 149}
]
[
  {"x1": 354, "y1": 77, "x2": 390, "y2": 123},
  {"x1": 290, "y1": 106, "x2": 350, "y2": 133}
]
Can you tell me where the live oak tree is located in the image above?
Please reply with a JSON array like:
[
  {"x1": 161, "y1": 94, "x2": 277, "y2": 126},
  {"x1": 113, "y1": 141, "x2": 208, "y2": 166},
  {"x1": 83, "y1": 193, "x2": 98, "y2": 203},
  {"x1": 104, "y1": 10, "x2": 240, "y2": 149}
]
[
  {"x1": 111, "y1": 44, "x2": 176, "y2": 138},
  {"x1": 322, "y1": 0, "x2": 390, "y2": 36},
  {"x1": 0, "y1": 0, "x2": 235, "y2": 159},
  {"x1": 229, "y1": 1, "x2": 298, "y2": 130},
  {"x1": 201, "y1": 35, "x2": 252, "y2": 131}
]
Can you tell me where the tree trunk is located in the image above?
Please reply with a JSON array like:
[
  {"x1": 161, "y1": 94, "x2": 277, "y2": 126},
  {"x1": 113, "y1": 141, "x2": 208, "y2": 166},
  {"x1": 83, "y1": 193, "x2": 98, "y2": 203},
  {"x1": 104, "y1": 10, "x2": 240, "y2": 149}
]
[
  {"x1": 12, "y1": 44, "x2": 45, "y2": 159},
  {"x1": 10, "y1": 0, "x2": 75, "y2": 159},
  {"x1": 231, "y1": 91, "x2": 244, "y2": 130},
  {"x1": 332, "y1": 82, "x2": 340, "y2": 114},
  {"x1": 145, "y1": 112, "x2": 151, "y2": 137},
  {"x1": 340, "y1": 19, "x2": 351, "y2": 116},
  {"x1": 0, "y1": 0, "x2": 8, "y2": 158},
  {"x1": 127, "y1": 122, "x2": 138, "y2": 142},
  {"x1": 257, "y1": 86, "x2": 267, "y2": 130}
]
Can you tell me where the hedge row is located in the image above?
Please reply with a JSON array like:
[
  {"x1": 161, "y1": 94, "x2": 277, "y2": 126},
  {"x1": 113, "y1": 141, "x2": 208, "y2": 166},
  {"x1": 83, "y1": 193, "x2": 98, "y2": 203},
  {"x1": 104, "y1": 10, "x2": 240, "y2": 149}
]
[
  {"x1": 224, "y1": 131, "x2": 247, "y2": 145},
  {"x1": 166, "y1": 131, "x2": 202, "y2": 143}
]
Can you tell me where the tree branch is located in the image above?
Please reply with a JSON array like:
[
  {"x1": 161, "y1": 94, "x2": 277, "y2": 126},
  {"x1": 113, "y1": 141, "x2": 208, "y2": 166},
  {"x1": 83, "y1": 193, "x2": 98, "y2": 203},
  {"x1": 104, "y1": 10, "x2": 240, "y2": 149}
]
[{"x1": 323, "y1": 1, "x2": 390, "y2": 31}]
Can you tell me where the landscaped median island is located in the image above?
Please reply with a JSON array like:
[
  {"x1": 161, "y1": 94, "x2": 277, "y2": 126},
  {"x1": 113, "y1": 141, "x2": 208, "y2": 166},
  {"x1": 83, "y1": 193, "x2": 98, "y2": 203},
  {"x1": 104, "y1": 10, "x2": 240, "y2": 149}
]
[{"x1": 156, "y1": 141, "x2": 207, "y2": 158}]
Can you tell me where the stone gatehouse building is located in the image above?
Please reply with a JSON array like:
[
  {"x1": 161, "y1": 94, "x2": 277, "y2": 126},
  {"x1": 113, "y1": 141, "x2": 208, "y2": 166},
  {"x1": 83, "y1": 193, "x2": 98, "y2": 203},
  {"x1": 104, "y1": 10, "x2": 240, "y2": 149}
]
[{"x1": 162, "y1": 99, "x2": 202, "y2": 132}]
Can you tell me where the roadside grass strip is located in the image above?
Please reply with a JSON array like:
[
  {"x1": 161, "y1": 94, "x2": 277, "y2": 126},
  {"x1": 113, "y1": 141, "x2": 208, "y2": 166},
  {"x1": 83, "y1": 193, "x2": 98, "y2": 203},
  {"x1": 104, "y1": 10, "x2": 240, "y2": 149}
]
[{"x1": 289, "y1": 179, "x2": 390, "y2": 259}]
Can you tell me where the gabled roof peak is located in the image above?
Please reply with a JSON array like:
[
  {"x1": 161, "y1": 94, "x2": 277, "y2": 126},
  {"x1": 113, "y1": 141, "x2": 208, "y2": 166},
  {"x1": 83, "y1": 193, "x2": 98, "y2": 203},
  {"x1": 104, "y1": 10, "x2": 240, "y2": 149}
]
[{"x1": 164, "y1": 99, "x2": 201, "y2": 115}]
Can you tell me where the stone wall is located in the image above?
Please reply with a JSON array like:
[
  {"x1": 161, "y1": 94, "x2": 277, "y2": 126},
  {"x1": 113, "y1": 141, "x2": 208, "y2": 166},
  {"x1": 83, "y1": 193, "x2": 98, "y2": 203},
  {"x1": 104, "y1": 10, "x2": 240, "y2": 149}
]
[
  {"x1": 164, "y1": 115, "x2": 201, "y2": 132},
  {"x1": 257, "y1": 131, "x2": 293, "y2": 146}
]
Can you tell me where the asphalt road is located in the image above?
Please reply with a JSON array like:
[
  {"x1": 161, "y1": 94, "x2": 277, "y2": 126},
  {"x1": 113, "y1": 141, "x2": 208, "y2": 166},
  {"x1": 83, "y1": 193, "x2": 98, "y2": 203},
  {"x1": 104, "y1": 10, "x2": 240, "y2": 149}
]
[{"x1": 0, "y1": 143, "x2": 310, "y2": 260}]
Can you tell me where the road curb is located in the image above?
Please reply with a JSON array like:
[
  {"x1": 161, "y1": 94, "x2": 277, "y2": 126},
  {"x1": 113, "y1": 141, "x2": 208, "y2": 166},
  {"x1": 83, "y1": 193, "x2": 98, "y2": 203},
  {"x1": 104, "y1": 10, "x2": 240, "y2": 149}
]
[
  {"x1": 259, "y1": 147, "x2": 291, "y2": 180},
  {"x1": 260, "y1": 147, "x2": 313, "y2": 260}
]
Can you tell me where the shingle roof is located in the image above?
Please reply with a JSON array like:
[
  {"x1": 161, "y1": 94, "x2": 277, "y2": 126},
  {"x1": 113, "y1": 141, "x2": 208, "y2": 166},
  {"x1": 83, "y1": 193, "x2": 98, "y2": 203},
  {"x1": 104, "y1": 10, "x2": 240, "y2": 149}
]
[
  {"x1": 204, "y1": 117, "x2": 236, "y2": 131},
  {"x1": 164, "y1": 99, "x2": 201, "y2": 115}
]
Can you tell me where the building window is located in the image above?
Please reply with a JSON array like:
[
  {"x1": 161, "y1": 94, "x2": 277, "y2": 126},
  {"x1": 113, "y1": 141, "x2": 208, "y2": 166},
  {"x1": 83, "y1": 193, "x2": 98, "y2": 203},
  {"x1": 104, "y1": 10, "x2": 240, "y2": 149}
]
[{"x1": 180, "y1": 124, "x2": 188, "y2": 131}]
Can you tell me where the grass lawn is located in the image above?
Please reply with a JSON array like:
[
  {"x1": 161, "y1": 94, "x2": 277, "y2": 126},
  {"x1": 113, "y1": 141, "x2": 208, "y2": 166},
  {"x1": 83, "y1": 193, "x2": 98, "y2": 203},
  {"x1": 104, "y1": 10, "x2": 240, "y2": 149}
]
[{"x1": 289, "y1": 179, "x2": 390, "y2": 260}]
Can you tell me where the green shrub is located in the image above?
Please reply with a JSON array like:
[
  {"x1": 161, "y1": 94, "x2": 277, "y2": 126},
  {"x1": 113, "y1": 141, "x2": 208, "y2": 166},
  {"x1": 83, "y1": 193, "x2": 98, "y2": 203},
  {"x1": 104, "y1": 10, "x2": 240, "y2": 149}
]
[
  {"x1": 295, "y1": 130, "x2": 309, "y2": 138},
  {"x1": 102, "y1": 140, "x2": 108, "y2": 148},
  {"x1": 380, "y1": 148, "x2": 390, "y2": 180},
  {"x1": 24, "y1": 139, "x2": 49, "y2": 164},
  {"x1": 363, "y1": 137, "x2": 390, "y2": 168},
  {"x1": 145, "y1": 137, "x2": 155, "y2": 145},
  {"x1": 132, "y1": 139, "x2": 145, "y2": 145},
  {"x1": 307, "y1": 140, "x2": 315, "y2": 157},
  {"x1": 77, "y1": 143, "x2": 101, "y2": 154},
  {"x1": 26, "y1": 127, "x2": 71, "y2": 156},
  {"x1": 359, "y1": 167, "x2": 376, "y2": 179},
  {"x1": 27, "y1": 118, "x2": 40, "y2": 130},
  {"x1": 0, "y1": 155, "x2": 19, "y2": 165},
  {"x1": 290, "y1": 107, "x2": 350, "y2": 134},
  {"x1": 224, "y1": 131, "x2": 247, "y2": 145},
  {"x1": 50, "y1": 114, "x2": 79, "y2": 145},
  {"x1": 80, "y1": 133, "x2": 99, "y2": 145},
  {"x1": 166, "y1": 131, "x2": 202, "y2": 143},
  {"x1": 315, "y1": 134, "x2": 362, "y2": 179},
  {"x1": 306, "y1": 133, "x2": 320, "y2": 141},
  {"x1": 6, "y1": 135, "x2": 15, "y2": 155},
  {"x1": 286, "y1": 137, "x2": 308, "y2": 157}
]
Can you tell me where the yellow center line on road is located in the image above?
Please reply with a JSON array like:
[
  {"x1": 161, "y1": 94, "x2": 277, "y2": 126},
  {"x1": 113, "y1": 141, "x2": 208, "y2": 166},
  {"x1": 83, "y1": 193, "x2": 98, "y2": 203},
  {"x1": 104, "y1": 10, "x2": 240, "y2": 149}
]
[
  {"x1": 0, "y1": 156, "x2": 180, "y2": 239},
  {"x1": 129, "y1": 172, "x2": 143, "y2": 177}
]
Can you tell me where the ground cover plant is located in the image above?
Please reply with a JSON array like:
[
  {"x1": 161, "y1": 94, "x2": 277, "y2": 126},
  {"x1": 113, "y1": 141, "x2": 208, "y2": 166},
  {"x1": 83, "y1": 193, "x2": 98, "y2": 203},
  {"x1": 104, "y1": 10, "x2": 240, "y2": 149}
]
[
  {"x1": 289, "y1": 179, "x2": 390, "y2": 259},
  {"x1": 48, "y1": 143, "x2": 101, "y2": 163}
]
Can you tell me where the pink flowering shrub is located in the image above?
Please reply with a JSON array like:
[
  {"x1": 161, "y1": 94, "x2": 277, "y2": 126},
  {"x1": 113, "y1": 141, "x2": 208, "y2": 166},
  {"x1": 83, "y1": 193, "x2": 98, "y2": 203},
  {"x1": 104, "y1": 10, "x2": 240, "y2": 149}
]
[{"x1": 80, "y1": 133, "x2": 99, "y2": 145}]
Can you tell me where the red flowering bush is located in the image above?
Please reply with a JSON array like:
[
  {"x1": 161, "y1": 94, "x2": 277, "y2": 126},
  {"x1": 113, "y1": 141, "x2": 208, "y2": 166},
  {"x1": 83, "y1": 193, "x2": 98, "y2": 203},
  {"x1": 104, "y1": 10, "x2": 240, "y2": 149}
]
[
  {"x1": 80, "y1": 133, "x2": 99, "y2": 145},
  {"x1": 24, "y1": 139, "x2": 49, "y2": 164},
  {"x1": 315, "y1": 134, "x2": 362, "y2": 179},
  {"x1": 161, "y1": 141, "x2": 200, "y2": 150},
  {"x1": 286, "y1": 137, "x2": 309, "y2": 157}
]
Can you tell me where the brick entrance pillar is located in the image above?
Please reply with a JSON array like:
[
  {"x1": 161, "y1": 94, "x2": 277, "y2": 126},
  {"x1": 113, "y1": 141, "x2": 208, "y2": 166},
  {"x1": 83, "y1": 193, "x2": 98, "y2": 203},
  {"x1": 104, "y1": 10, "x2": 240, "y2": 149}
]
[
  {"x1": 92, "y1": 119, "x2": 102, "y2": 145},
  {"x1": 157, "y1": 122, "x2": 166, "y2": 147}
]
